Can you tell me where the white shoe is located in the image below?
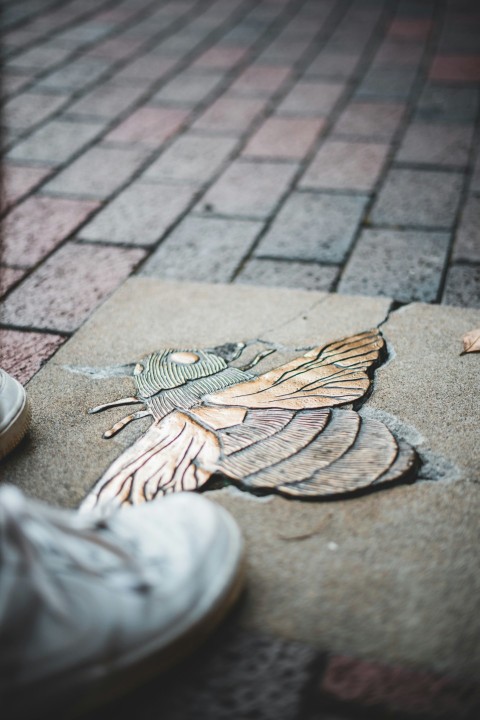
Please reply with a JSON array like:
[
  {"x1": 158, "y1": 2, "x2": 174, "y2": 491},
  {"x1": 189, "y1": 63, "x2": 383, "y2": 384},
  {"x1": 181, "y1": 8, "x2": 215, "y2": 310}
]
[
  {"x1": 0, "y1": 485, "x2": 244, "y2": 719},
  {"x1": 0, "y1": 369, "x2": 30, "y2": 460}
]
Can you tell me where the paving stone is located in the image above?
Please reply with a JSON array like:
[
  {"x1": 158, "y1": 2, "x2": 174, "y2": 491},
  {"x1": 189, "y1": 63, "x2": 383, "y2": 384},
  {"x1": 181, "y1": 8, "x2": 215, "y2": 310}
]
[
  {"x1": 430, "y1": 54, "x2": 480, "y2": 82},
  {"x1": 243, "y1": 118, "x2": 325, "y2": 160},
  {"x1": 275, "y1": 81, "x2": 345, "y2": 117},
  {"x1": 6, "y1": 44, "x2": 72, "y2": 73},
  {"x1": 111, "y1": 55, "x2": 176, "y2": 83},
  {"x1": 256, "y1": 192, "x2": 367, "y2": 263},
  {"x1": 338, "y1": 229, "x2": 449, "y2": 303},
  {"x1": 235, "y1": 258, "x2": 338, "y2": 291},
  {"x1": 396, "y1": 122, "x2": 474, "y2": 167},
  {"x1": 229, "y1": 64, "x2": 292, "y2": 97},
  {"x1": 192, "y1": 45, "x2": 249, "y2": 71},
  {"x1": 442, "y1": 264, "x2": 480, "y2": 308},
  {"x1": 141, "y1": 217, "x2": 262, "y2": 282},
  {"x1": 5, "y1": 280, "x2": 480, "y2": 682},
  {"x1": 2, "y1": 164, "x2": 52, "y2": 207},
  {"x1": 387, "y1": 17, "x2": 432, "y2": 41},
  {"x1": 452, "y1": 196, "x2": 480, "y2": 263},
  {"x1": 472, "y1": 152, "x2": 480, "y2": 194},
  {"x1": 51, "y1": 22, "x2": 113, "y2": 49},
  {"x1": 44, "y1": 146, "x2": 148, "y2": 199},
  {"x1": 152, "y1": 70, "x2": 225, "y2": 107},
  {"x1": 192, "y1": 96, "x2": 267, "y2": 135},
  {"x1": 258, "y1": 37, "x2": 310, "y2": 65},
  {"x1": 197, "y1": 160, "x2": 298, "y2": 219},
  {"x1": 373, "y1": 39, "x2": 424, "y2": 67},
  {"x1": 4, "y1": 92, "x2": 67, "y2": 132},
  {"x1": 416, "y1": 84, "x2": 479, "y2": 122},
  {"x1": 2, "y1": 73, "x2": 33, "y2": 96},
  {"x1": 1, "y1": 243, "x2": 146, "y2": 332},
  {"x1": 0, "y1": 267, "x2": 25, "y2": 297},
  {"x1": 7, "y1": 119, "x2": 103, "y2": 165},
  {"x1": 355, "y1": 67, "x2": 417, "y2": 100},
  {"x1": 68, "y1": 82, "x2": 147, "y2": 119},
  {"x1": 79, "y1": 182, "x2": 197, "y2": 247},
  {"x1": 105, "y1": 107, "x2": 189, "y2": 146},
  {"x1": 36, "y1": 57, "x2": 110, "y2": 92},
  {"x1": 0, "y1": 329, "x2": 65, "y2": 385},
  {"x1": 371, "y1": 169, "x2": 463, "y2": 228},
  {"x1": 142, "y1": 134, "x2": 237, "y2": 185},
  {"x1": 300, "y1": 141, "x2": 389, "y2": 192},
  {"x1": 304, "y1": 52, "x2": 360, "y2": 80},
  {"x1": 333, "y1": 101, "x2": 406, "y2": 141},
  {"x1": 2, "y1": 195, "x2": 99, "y2": 267},
  {"x1": 85, "y1": 36, "x2": 146, "y2": 61}
]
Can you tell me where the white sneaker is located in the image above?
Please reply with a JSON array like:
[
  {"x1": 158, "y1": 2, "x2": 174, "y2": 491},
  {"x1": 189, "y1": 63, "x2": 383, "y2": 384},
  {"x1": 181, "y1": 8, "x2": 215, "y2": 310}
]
[
  {"x1": 0, "y1": 369, "x2": 30, "y2": 460},
  {"x1": 0, "y1": 485, "x2": 244, "y2": 719}
]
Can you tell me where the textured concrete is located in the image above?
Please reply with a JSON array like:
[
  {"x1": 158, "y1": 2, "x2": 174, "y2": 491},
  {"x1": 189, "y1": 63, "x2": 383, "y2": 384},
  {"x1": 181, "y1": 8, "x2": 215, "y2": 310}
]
[{"x1": 2, "y1": 279, "x2": 479, "y2": 679}]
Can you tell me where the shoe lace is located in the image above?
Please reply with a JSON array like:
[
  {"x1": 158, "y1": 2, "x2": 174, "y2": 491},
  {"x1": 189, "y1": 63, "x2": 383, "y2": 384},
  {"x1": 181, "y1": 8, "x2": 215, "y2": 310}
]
[{"x1": 0, "y1": 486, "x2": 140, "y2": 620}]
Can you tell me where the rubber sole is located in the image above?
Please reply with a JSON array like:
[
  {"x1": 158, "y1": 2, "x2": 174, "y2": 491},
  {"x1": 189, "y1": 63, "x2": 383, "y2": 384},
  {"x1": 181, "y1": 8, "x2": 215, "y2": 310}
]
[{"x1": 0, "y1": 395, "x2": 31, "y2": 460}]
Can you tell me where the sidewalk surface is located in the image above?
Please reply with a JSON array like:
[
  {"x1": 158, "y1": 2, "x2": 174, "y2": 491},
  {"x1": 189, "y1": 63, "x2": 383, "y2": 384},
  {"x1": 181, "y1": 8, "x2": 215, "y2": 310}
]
[{"x1": 1, "y1": 0, "x2": 480, "y2": 719}]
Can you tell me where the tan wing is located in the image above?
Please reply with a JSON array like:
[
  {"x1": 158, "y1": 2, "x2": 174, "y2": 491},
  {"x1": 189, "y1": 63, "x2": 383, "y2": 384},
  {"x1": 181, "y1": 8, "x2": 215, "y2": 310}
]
[
  {"x1": 80, "y1": 411, "x2": 221, "y2": 512},
  {"x1": 203, "y1": 330, "x2": 384, "y2": 410}
]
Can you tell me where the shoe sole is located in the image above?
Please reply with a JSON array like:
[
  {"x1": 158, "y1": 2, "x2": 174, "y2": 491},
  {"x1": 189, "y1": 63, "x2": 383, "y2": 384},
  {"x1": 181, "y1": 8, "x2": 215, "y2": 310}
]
[{"x1": 0, "y1": 395, "x2": 31, "y2": 460}]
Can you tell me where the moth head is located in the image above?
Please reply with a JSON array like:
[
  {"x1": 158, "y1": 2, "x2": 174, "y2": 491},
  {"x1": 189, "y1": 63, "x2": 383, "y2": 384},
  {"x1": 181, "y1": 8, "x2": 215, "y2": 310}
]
[{"x1": 133, "y1": 348, "x2": 228, "y2": 397}]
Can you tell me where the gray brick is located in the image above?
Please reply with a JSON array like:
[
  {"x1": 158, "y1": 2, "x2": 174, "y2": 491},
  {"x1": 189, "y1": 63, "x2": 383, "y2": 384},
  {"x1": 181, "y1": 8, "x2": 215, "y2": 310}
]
[
  {"x1": 7, "y1": 119, "x2": 103, "y2": 165},
  {"x1": 453, "y1": 196, "x2": 480, "y2": 263},
  {"x1": 44, "y1": 146, "x2": 148, "y2": 199},
  {"x1": 304, "y1": 52, "x2": 360, "y2": 80},
  {"x1": 68, "y1": 82, "x2": 146, "y2": 119},
  {"x1": 338, "y1": 229, "x2": 449, "y2": 303},
  {"x1": 79, "y1": 182, "x2": 197, "y2": 246},
  {"x1": 143, "y1": 134, "x2": 237, "y2": 185},
  {"x1": 141, "y1": 216, "x2": 262, "y2": 282},
  {"x1": 334, "y1": 101, "x2": 406, "y2": 141},
  {"x1": 111, "y1": 55, "x2": 176, "y2": 83},
  {"x1": 192, "y1": 96, "x2": 267, "y2": 136},
  {"x1": 236, "y1": 258, "x2": 338, "y2": 291},
  {"x1": 471, "y1": 153, "x2": 480, "y2": 194},
  {"x1": 300, "y1": 141, "x2": 389, "y2": 192},
  {"x1": 443, "y1": 264, "x2": 480, "y2": 308},
  {"x1": 356, "y1": 67, "x2": 416, "y2": 99},
  {"x1": 371, "y1": 169, "x2": 463, "y2": 228},
  {"x1": 152, "y1": 70, "x2": 224, "y2": 107},
  {"x1": 36, "y1": 57, "x2": 110, "y2": 93},
  {"x1": 396, "y1": 123, "x2": 474, "y2": 167},
  {"x1": 4, "y1": 92, "x2": 67, "y2": 132},
  {"x1": 197, "y1": 160, "x2": 298, "y2": 219},
  {"x1": 7, "y1": 44, "x2": 72, "y2": 72},
  {"x1": 416, "y1": 85, "x2": 479, "y2": 122},
  {"x1": 256, "y1": 192, "x2": 367, "y2": 263},
  {"x1": 275, "y1": 81, "x2": 345, "y2": 117}
]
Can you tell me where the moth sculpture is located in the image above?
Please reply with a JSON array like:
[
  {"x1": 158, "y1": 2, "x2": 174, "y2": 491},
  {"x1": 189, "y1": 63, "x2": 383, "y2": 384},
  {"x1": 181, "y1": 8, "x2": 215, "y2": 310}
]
[{"x1": 81, "y1": 330, "x2": 417, "y2": 511}]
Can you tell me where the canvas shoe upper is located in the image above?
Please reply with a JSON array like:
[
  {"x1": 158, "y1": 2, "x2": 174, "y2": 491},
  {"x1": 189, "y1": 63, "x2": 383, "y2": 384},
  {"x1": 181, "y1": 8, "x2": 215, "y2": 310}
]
[
  {"x1": 0, "y1": 485, "x2": 244, "y2": 719},
  {"x1": 0, "y1": 369, "x2": 30, "y2": 459}
]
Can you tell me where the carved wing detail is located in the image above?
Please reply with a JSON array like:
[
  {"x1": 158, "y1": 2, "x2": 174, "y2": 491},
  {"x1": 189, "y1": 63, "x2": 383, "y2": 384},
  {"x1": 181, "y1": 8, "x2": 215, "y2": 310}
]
[{"x1": 204, "y1": 330, "x2": 384, "y2": 410}]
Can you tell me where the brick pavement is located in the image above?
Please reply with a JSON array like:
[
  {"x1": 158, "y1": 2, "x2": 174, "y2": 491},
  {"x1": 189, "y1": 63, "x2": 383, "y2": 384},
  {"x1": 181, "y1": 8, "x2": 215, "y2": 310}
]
[{"x1": 1, "y1": 0, "x2": 480, "y2": 717}]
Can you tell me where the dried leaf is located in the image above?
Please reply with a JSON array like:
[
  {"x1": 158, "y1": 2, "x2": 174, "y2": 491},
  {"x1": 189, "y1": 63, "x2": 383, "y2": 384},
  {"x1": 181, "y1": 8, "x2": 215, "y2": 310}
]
[{"x1": 461, "y1": 328, "x2": 480, "y2": 355}]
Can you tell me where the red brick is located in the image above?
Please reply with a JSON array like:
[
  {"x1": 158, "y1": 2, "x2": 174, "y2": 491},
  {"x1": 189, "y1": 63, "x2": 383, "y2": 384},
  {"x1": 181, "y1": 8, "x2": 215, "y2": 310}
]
[
  {"x1": 320, "y1": 655, "x2": 480, "y2": 717},
  {"x1": 193, "y1": 46, "x2": 249, "y2": 70},
  {"x1": 0, "y1": 329, "x2": 65, "y2": 385},
  {"x1": 106, "y1": 107, "x2": 189, "y2": 146},
  {"x1": 243, "y1": 117, "x2": 325, "y2": 160},
  {"x1": 430, "y1": 55, "x2": 480, "y2": 82},
  {"x1": 388, "y1": 18, "x2": 432, "y2": 40},
  {"x1": 3, "y1": 196, "x2": 99, "y2": 267},
  {"x1": 374, "y1": 40, "x2": 423, "y2": 67},
  {"x1": 300, "y1": 140, "x2": 389, "y2": 192},
  {"x1": 197, "y1": 159, "x2": 297, "y2": 218},
  {"x1": 0, "y1": 267, "x2": 25, "y2": 297},
  {"x1": 276, "y1": 81, "x2": 345, "y2": 117},
  {"x1": 44, "y1": 146, "x2": 148, "y2": 199},
  {"x1": 229, "y1": 65, "x2": 291, "y2": 97},
  {"x1": 1, "y1": 243, "x2": 145, "y2": 332},
  {"x1": 193, "y1": 96, "x2": 267, "y2": 135},
  {"x1": 3, "y1": 165, "x2": 52, "y2": 208}
]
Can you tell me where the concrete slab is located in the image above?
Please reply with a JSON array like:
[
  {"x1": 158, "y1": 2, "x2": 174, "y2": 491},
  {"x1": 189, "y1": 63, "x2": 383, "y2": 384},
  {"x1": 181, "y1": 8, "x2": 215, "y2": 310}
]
[{"x1": 2, "y1": 279, "x2": 479, "y2": 678}]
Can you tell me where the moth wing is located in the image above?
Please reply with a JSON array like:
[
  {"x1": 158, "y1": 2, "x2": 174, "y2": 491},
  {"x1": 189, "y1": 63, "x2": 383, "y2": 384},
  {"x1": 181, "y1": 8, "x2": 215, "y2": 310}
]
[
  {"x1": 80, "y1": 410, "x2": 221, "y2": 512},
  {"x1": 203, "y1": 330, "x2": 384, "y2": 410}
]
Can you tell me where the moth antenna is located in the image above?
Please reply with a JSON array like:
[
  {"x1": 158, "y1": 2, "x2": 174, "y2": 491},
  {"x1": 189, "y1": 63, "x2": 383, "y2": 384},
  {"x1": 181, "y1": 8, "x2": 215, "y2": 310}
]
[
  {"x1": 88, "y1": 397, "x2": 141, "y2": 414},
  {"x1": 240, "y1": 348, "x2": 276, "y2": 371},
  {"x1": 103, "y1": 410, "x2": 151, "y2": 439}
]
